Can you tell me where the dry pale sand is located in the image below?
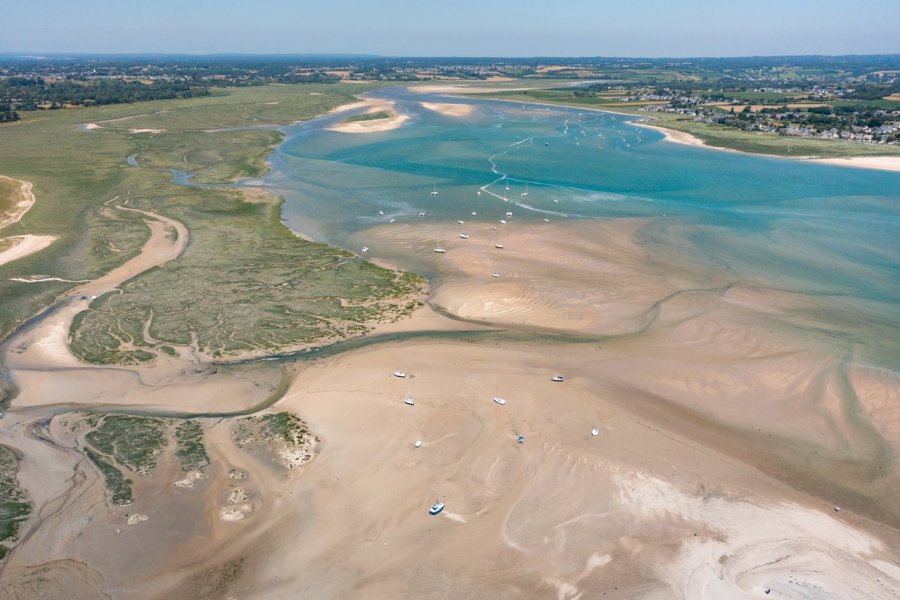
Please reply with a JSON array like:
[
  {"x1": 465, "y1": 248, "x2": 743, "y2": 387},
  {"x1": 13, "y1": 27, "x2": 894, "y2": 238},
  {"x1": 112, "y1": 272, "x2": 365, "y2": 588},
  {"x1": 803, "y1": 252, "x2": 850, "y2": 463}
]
[
  {"x1": 420, "y1": 101, "x2": 475, "y2": 117},
  {"x1": 326, "y1": 99, "x2": 409, "y2": 134},
  {"x1": 225, "y1": 336, "x2": 900, "y2": 598},
  {"x1": 0, "y1": 234, "x2": 57, "y2": 267},
  {"x1": 808, "y1": 156, "x2": 900, "y2": 172}
]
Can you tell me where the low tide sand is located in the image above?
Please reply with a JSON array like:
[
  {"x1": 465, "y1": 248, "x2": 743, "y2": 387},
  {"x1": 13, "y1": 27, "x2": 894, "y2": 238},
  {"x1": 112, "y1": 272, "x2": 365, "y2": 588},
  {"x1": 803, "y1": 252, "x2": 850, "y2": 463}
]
[{"x1": 2, "y1": 142, "x2": 899, "y2": 597}]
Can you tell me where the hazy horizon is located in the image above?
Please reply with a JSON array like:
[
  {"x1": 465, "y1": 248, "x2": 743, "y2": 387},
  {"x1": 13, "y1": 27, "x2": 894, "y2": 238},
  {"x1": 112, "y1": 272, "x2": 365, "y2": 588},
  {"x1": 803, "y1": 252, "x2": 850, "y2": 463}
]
[{"x1": 3, "y1": 0, "x2": 898, "y2": 57}]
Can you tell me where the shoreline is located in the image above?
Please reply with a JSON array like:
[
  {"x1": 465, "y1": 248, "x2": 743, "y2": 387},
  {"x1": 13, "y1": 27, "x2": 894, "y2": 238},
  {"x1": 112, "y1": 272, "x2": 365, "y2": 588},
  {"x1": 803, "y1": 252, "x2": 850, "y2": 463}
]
[{"x1": 461, "y1": 94, "x2": 900, "y2": 173}]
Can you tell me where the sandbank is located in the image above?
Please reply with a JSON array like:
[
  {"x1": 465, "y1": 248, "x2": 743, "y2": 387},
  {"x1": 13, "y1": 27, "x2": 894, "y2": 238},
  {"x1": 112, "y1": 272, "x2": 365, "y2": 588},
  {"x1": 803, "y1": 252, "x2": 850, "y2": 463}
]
[
  {"x1": 326, "y1": 99, "x2": 409, "y2": 133},
  {"x1": 0, "y1": 234, "x2": 57, "y2": 267},
  {"x1": 420, "y1": 101, "x2": 475, "y2": 117},
  {"x1": 806, "y1": 155, "x2": 900, "y2": 173}
]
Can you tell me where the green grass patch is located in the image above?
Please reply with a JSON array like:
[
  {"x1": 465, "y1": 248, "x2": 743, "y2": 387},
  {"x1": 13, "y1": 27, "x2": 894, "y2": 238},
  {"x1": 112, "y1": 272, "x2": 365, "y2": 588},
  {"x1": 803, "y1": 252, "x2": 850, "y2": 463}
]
[
  {"x1": 174, "y1": 420, "x2": 210, "y2": 472},
  {"x1": 344, "y1": 111, "x2": 390, "y2": 123},
  {"x1": 85, "y1": 448, "x2": 133, "y2": 506},
  {"x1": 0, "y1": 446, "x2": 32, "y2": 559},
  {"x1": 85, "y1": 415, "x2": 169, "y2": 475}
]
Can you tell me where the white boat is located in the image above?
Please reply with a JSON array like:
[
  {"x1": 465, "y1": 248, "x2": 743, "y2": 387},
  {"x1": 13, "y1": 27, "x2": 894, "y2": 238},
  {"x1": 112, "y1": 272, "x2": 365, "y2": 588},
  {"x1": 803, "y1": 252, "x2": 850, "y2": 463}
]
[
  {"x1": 544, "y1": 218, "x2": 551, "y2": 222},
  {"x1": 476, "y1": 190, "x2": 482, "y2": 196},
  {"x1": 552, "y1": 198, "x2": 558, "y2": 203},
  {"x1": 495, "y1": 242, "x2": 504, "y2": 249},
  {"x1": 491, "y1": 272, "x2": 499, "y2": 278},
  {"x1": 499, "y1": 219, "x2": 507, "y2": 224},
  {"x1": 418, "y1": 211, "x2": 427, "y2": 217},
  {"x1": 361, "y1": 246, "x2": 369, "y2": 253},
  {"x1": 430, "y1": 183, "x2": 439, "y2": 196},
  {"x1": 404, "y1": 396, "x2": 415, "y2": 406},
  {"x1": 504, "y1": 182, "x2": 510, "y2": 192},
  {"x1": 378, "y1": 209, "x2": 384, "y2": 215},
  {"x1": 471, "y1": 211, "x2": 477, "y2": 216},
  {"x1": 505, "y1": 211, "x2": 512, "y2": 217},
  {"x1": 433, "y1": 247, "x2": 446, "y2": 254},
  {"x1": 414, "y1": 440, "x2": 422, "y2": 448},
  {"x1": 551, "y1": 375, "x2": 566, "y2": 382},
  {"x1": 459, "y1": 233, "x2": 469, "y2": 239},
  {"x1": 429, "y1": 501, "x2": 444, "y2": 515},
  {"x1": 390, "y1": 218, "x2": 396, "y2": 223},
  {"x1": 457, "y1": 220, "x2": 464, "y2": 224},
  {"x1": 521, "y1": 183, "x2": 529, "y2": 197},
  {"x1": 591, "y1": 427, "x2": 599, "y2": 436},
  {"x1": 493, "y1": 397, "x2": 507, "y2": 405},
  {"x1": 393, "y1": 370, "x2": 407, "y2": 378}
]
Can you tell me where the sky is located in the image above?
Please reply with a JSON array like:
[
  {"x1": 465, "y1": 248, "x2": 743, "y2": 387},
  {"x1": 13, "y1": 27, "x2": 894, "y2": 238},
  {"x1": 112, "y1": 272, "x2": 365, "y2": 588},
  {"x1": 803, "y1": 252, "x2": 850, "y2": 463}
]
[{"x1": 2, "y1": 0, "x2": 899, "y2": 57}]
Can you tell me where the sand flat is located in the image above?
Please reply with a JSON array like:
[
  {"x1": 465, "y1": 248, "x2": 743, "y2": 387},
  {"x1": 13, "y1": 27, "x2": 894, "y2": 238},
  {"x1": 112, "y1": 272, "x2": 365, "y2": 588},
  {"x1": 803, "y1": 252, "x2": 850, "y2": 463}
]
[
  {"x1": 420, "y1": 101, "x2": 475, "y2": 117},
  {"x1": 0, "y1": 234, "x2": 57, "y2": 267},
  {"x1": 0, "y1": 176, "x2": 36, "y2": 230}
]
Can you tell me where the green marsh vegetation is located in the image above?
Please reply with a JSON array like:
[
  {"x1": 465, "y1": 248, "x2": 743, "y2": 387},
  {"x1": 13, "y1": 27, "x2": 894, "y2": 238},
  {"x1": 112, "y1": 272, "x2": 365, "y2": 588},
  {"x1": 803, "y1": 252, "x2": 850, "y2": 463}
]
[
  {"x1": 345, "y1": 111, "x2": 391, "y2": 122},
  {"x1": 0, "y1": 446, "x2": 31, "y2": 560},
  {"x1": 174, "y1": 420, "x2": 210, "y2": 472},
  {"x1": 0, "y1": 83, "x2": 426, "y2": 363}
]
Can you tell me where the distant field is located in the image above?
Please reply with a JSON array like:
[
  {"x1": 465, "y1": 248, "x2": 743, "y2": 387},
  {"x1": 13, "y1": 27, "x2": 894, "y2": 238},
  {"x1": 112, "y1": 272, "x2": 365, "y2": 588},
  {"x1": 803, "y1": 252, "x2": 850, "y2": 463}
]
[{"x1": 0, "y1": 83, "x2": 425, "y2": 361}]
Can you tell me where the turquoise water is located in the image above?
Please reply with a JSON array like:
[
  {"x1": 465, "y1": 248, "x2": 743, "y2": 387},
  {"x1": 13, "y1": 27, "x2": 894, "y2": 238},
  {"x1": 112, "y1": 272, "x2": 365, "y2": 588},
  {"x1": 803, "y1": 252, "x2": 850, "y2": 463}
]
[{"x1": 264, "y1": 88, "x2": 900, "y2": 366}]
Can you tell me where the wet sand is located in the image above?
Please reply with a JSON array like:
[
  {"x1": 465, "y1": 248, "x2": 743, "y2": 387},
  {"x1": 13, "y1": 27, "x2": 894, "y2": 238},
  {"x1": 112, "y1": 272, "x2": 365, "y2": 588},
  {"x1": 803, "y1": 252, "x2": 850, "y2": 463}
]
[{"x1": 420, "y1": 101, "x2": 475, "y2": 117}]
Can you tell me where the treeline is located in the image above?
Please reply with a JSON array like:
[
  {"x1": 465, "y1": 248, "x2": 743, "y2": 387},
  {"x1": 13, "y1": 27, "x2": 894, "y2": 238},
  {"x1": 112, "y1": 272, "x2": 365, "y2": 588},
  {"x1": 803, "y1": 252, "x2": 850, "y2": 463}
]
[
  {"x1": 0, "y1": 78, "x2": 209, "y2": 112},
  {"x1": 0, "y1": 102, "x2": 18, "y2": 122}
]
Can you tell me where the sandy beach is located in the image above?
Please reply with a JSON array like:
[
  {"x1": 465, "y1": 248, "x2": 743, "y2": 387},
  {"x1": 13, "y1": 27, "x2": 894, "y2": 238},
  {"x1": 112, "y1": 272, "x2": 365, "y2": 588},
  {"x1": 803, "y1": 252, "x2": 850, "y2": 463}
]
[
  {"x1": 807, "y1": 155, "x2": 900, "y2": 172},
  {"x1": 630, "y1": 121, "x2": 711, "y2": 148}
]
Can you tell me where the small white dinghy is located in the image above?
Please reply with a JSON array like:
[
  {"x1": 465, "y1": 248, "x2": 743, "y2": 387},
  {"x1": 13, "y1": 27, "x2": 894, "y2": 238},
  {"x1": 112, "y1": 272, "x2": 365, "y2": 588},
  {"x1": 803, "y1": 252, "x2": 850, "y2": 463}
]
[
  {"x1": 551, "y1": 375, "x2": 566, "y2": 382},
  {"x1": 393, "y1": 370, "x2": 407, "y2": 378},
  {"x1": 494, "y1": 243, "x2": 504, "y2": 249},
  {"x1": 361, "y1": 246, "x2": 369, "y2": 253},
  {"x1": 429, "y1": 501, "x2": 444, "y2": 515},
  {"x1": 459, "y1": 233, "x2": 469, "y2": 239},
  {"x1": 491, "y1": 272, "x2": 499, "y2": 278},
  {"x1": 404, "y1": 396, "x2": 415, "y2": 406},
  {"x1": 414, "y1": 440, "x2": 422, "y2": 448},
  {"x1": 493, "y1": 397, "x2": 507, "y2": 405},
  {"x1": 591, "y1": 427, "x2": 599, "y2": 436}
]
